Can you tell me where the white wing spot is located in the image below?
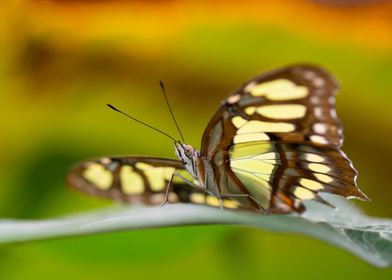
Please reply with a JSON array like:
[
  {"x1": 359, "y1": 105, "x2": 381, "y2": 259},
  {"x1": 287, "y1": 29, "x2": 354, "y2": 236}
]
[
  {"x1": 100, "y1": 157, "x2": 111, "y2": 165},
  {"x1": 303, "y1": 70, "x2": 316, "y2": 79},
  {"x1": 330, "y1": 109, "x2": 337, "y2": 118},
  {"x1": 227, "y1": 94, "x2": 241, "y2": 104},
  {"x1": 314, "y1": 107, "x2": 323, "y2": 118},
  {"x1": 310, "y1": 135, "x2": 329, "y2": 145},
  {"x1": 310, "y1": 96, "x2": 321, "y2": 104},
  {"x1": 313, "y1": 77, "x2": 325, "y2": 87},
  {"x1": 313, "y1": 123, "x2": 328, "y2": 134},
  {"x1": 303, "y1": 70, "x2": 325, "y2": 88}
]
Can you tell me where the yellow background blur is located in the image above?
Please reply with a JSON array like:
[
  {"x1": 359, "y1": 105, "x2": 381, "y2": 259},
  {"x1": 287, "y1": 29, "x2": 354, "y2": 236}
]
[{"x1": 0, "y1": 0, "x2": 391, "y2": 279}]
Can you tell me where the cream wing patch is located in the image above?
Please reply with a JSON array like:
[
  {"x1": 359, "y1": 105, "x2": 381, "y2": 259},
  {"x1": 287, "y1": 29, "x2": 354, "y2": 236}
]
[
  {"x1": 222, "y1": 199, "x2": 239, "y2": 209},
  {"x1": 256, "y1": 105, "x2": 307, "y2": 119},
  {"x1": 244, "y1": 79, "x2": 308, "y2": 100},
  {"x1": 253, "y1": 152, "x2": 277, "y2": 161},
  {"x1": 120, "y1": 166, "x2": 144, "y2": 195},
  {"x1": 230, "y1": 142, "x2": 274, "y2": 159},
  {"x1": 230, "y1": 158, "x2": 274, "y2": 191},
  {"x1": 234, "y1": 168, "x2": 272, "y2": 191},
  {"x1": 245, "y1": 106, "x2": 257, "y2": 115},
  {"x1": 206, "y1": 196, "x2": 221, "y2": 207},
  {"x1": 314, "y1": 173, "x2": 334, "y2": 183},
  {"x1": 190, "y1": 193, "x2": 206, "y2": 204},
  {"x1": 83, "y1": 163, "x2": 112, "y2": 190},
  {"x1": 190, "y1": 193, "x2": 239, "y2": 209},
  {"x1": 232, "y1": 116, "x2": 248, "y2": 128},
  {"x1": 135, "y1": 162, "x2": 174, "y2": 191},
  {"x1": 234, "y1": 133, "x2": 269, "y2": 144},
  {"x1": 146, "y1": 168, "x2": 166, "y2": 191},
  {"x1": 237, "y1": 121, "x2": 265, "y2": 133},
  {"x1": 308, "y1": 163, "x2": 331, "y2": 173},
  {"x1": 251, "y1": 121, "x2": 295, "y2": 133},
  {"x1": 233, "y1": 116, "x2": 296, "y2": 135},
  {"x1": 300, "y1": 179, "x2": 323, "y2": 191},
  {"x1": 230, "y1": 158, "x2": 274, "y2": 175},
  {"x1": 294, "y1": 187, "x2": 315, "y2": 200},
  {"x1": 302, "y1": 153, "x2": 325, "y2": 163},
  {"x1": 240, "y1": 120, "x2": 295, "y2": 133}
]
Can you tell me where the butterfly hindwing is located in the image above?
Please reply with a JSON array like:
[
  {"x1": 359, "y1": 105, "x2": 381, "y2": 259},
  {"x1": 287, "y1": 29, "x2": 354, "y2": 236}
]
[
  {"x1": 200, "y1": 64, "x2": 368, "y2": 213},
  {"x1": 67, "y1": 156, "x2": 240, "y2": 209},
  {"x1": 229, "y1": 142, "x2": 367, "y2": 213}
]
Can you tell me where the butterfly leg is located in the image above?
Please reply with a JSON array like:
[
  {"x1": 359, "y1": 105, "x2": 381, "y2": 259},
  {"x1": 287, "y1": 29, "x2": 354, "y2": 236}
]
[
  {"x1": 160, "y1": 172, "x2": 175, "y2": 208},
  {"x1": 218, "y1": 197, "x2": 224, "y2": 210},
  {"x1": 173, "y1": 171, "x2": 212, "y2": 193},
  {"x1": 173, "y1": 172, "x2": 224, "y2": 210},
  {"x1": 221, "y1": 193, "x2": 269, "y2": 214}
]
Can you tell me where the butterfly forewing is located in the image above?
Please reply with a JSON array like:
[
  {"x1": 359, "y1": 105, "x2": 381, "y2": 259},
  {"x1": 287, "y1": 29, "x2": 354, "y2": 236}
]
[
  {"x1": 200, "y1": 64, "x2": 368, "y2": 213},
  {"x1": 67, "y1": 156, "x2": 241, "y2": 209},
  {"x1": 201, "y1": 64, "x2": 342, "y2": 156}
]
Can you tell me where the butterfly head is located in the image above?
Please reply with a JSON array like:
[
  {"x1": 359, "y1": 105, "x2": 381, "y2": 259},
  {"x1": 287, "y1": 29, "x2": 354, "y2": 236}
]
[{"x1": 174, "y1": 141, "x2": 200, "y2": 179}]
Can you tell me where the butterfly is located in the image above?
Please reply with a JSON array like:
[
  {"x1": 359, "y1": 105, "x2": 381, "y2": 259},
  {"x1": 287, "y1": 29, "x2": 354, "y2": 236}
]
[{"x1": 67, "y1": 64, "x2": 369, "y2": 214}]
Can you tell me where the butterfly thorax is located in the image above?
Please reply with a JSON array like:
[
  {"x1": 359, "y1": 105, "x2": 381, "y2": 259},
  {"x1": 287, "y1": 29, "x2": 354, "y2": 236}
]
[{"x1": 174, "y1": 142, "x2": 206, "y2": 188}]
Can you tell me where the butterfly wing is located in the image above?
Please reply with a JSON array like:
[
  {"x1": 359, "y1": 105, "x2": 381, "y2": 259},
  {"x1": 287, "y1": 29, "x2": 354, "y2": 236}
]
[
  {"x1": 67, "y1": 156, "x2": 240, "y2": 209},
  {"x1": 200, "y1": 64, "x2": 369, "y2": 213}
]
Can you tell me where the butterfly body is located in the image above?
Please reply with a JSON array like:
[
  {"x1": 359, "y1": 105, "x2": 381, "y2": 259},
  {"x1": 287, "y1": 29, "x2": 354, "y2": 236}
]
[
  {"x1": 67, "y1": 64, "x2": 369, "y2": 214},
  {"x1": 174, "y1": 142, "x2": 229, "y2": 208}
]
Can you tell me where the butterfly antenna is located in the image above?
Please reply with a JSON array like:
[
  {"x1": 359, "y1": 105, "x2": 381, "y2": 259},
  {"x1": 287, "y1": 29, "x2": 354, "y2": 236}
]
[
  {"x1": 107, "y1": 104, "x2": 177, "y2": 142},
  {"x1": 159, "y1": 81, "x2": 186, "y2": 143}
]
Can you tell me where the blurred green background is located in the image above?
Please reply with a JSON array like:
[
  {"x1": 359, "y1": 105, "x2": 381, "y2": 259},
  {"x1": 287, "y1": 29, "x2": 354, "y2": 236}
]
[{"x1": 0, "y1": 0, "x2": 391, "y2": 279}]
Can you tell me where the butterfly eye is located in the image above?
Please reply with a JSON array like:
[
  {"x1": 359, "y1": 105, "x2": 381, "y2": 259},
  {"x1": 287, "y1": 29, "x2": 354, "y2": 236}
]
[{"x1": 183, "y1": 145, "x2": 194, "y2": 158}]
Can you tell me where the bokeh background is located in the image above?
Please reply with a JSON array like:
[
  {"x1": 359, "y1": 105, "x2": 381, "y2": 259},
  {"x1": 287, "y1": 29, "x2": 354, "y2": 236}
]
[{"x1": 0, "y1": 0, "x2": 391, "y2": 279}]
